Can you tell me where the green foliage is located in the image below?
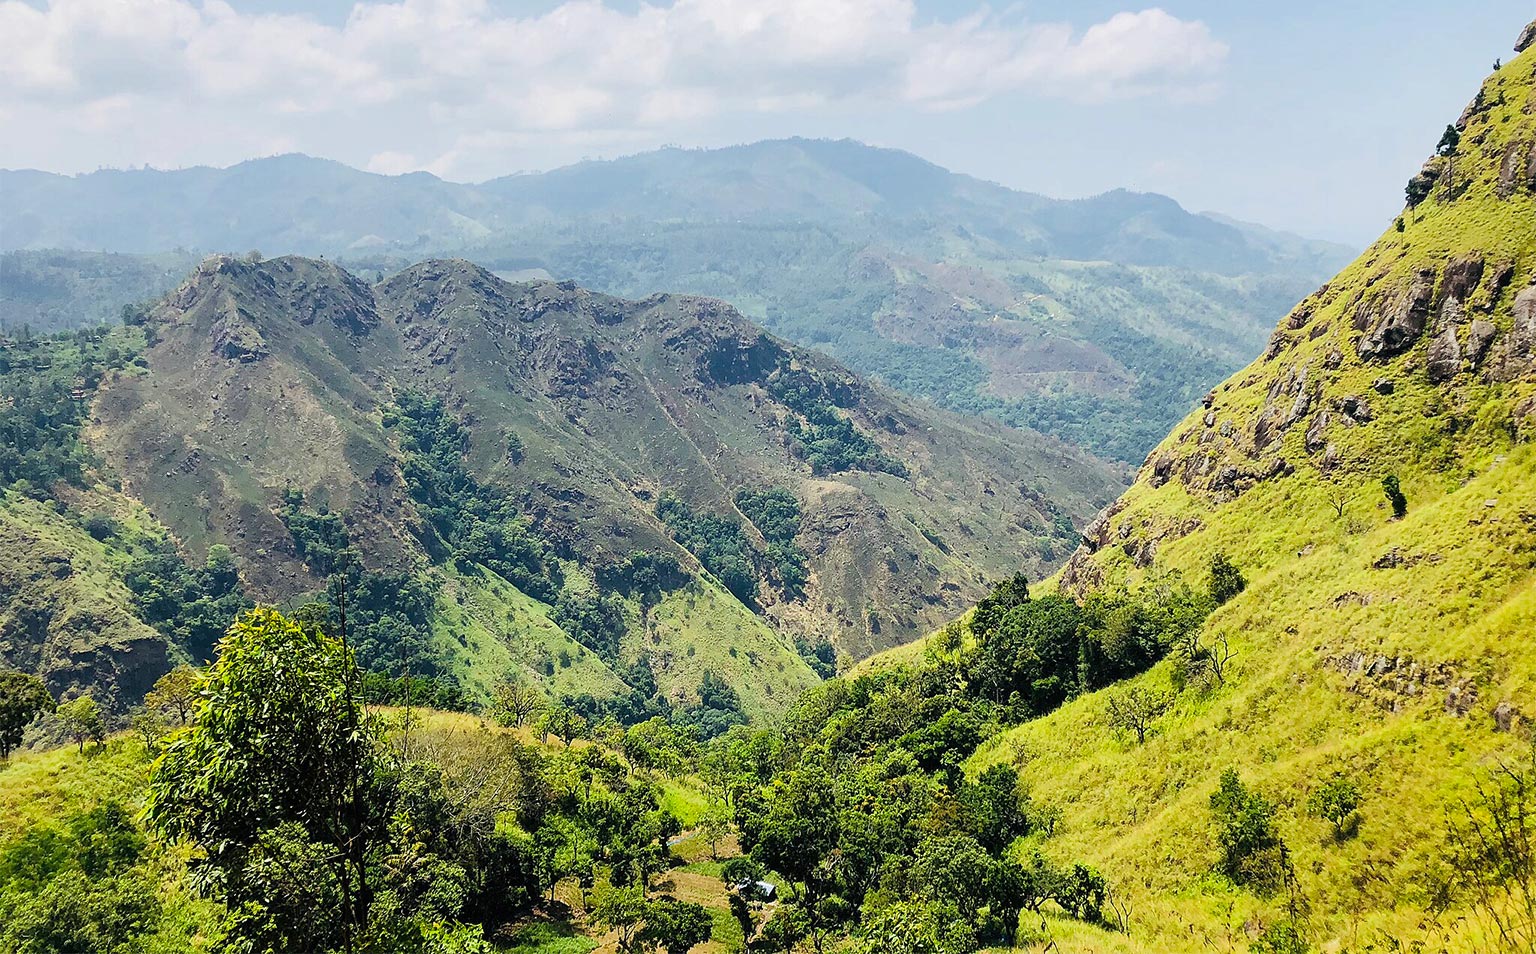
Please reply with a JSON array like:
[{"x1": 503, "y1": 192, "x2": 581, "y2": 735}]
[
  {"x1": 1381, "y1": 474, "x2": 1408, "y2": 518},
  {"x1": 386, "y1": 391, "x2": 563, "y2": 602},
  {"x1": 1437, "y1": 124, "x2": 1461, "y2": 157},
  {"x1": 553, "y1": 589, "x2": 629, "y2": 662},
  {"x1": 147, "y1": 607, "x2": 385, "y2": 952},
  {"x1": 57, "y1": 695, "x2": 106, "y2": 753},
  {"x1": 0, "y1": 670, "x2": 54, "y2": 760},
  {"x1": 639, "y1": 897, "x2": 713, "y2": 953},
  {"x1": 794, "y1": 635, "x2": 837, "y2": 679},
  {"x1": 278, "y1": 487, "x2": 351, "y2": 576},
  {"x1": 1208, "y1": 552, "x2": 1247, "y2": 606},
  {"x1": 1251, "y1": 921, "x2": 1311, "y2": 954},
  {"x1": 683, "y1": 672, "x2": 747, "y2": 740},
  {"x1": 122, "y1": 534, "x2": 251, "y2": 658},
  {"x1": 0, "y1": 325, "x2": 138, "y2": 496},
  {"x1": 656, "y1": 493, "x2": 760, "y2": 604},
  {"x1": 767, "y1": 370, "x2": 907, "y2": 477},
  {"x1": 1210, "y1": 769, "x2": 1292, "y2": 895},
  {"x1": 851, "y1": 899, "x2": 978, "y2": 954},
  {"x1": 734, "y1": 487, "x2": 809, "y2": 598},
  {"x1": 1307, "y1": 775, "x2": 1362, "y2": 839},
  {"x1": 0, "y1": 801, "x2": 160, "y2": 954}
]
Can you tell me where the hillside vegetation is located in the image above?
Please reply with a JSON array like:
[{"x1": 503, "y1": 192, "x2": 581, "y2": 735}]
[
  {"x1": 0, "y1": 254, "x2": 1118, "y2": 723},
  {"x1": 858, "y1": 22, "x2": 1536, "y2": 953}
]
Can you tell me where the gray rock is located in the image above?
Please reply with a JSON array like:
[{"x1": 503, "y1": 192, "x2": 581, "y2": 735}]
[
  {"x1": 1426, "y1": 325, "x2": 1463, "y2": 383},
  {"x1": 1372, "y1": 377, "x2": 1395, "y2": 394},
  {"x1": 1468, "y1": 319, "x2": 1498, "y2": 366},
  {"x1": 1305, "y1": 411, "x2": 1330, "y2": 453},
  {"x1": 1518, "y1": 19, "x2": 1536, "y2": 53},
  {"x1": 1493, "y1": 700, "x2": 1523, "y2": 733},
  {"x1": 1358, "y1": 270, "x2": 1436, "y2": 359}
]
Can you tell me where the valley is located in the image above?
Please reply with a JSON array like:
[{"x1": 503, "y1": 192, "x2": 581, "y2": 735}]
[{"x1": 2, "y1": 9, "x2": 1536, "y2": 954}]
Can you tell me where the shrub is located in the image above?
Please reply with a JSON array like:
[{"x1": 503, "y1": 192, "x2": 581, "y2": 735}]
[
  {"x1": 1308, "y1": 775, "x2": 1362, "y2": 840},
  {"x1": 1381, "y1": 475, "x2": 1407, "y2": 519},
  {"x1": 1208, "y1": 552, "x2": 1247, "y2": 605},
  {"x1": 1210, "y1": 769, "x2": 1292, "y2": 895}
]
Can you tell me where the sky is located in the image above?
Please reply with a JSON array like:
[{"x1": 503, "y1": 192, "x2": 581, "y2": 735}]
[{"x1": 1, "y1": 1, "x2": 1533, "y2": 244}]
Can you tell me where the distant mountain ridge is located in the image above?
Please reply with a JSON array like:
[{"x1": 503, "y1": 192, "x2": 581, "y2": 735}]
[
  {"x1": 0, "y1": 139, "x2": 1354, "y2": 463},
  {"x1": 0, "y1": 252, "x2": 1120, "y2": 713}
]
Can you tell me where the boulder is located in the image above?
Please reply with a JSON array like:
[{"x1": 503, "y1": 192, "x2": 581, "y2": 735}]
[
  {"x1": 1440, "y1": 253, "x2": 1484, "y2": 305},
  {"x1": 1426, "y1": 325, "x2": 1462, "y2": 383},
  {"x1": 1358, "y1": 270, "x2": 1436, "y2": 359},
  {"x1": 1467, "y1": 319, "x2": 1498, "y2": 366},
  {"x1": 1305, "y1": 411, "x2": 1330, "y2": 453},
  {"x1": 1518, "y1": 18, "x2": 1536, "y2": 53}
]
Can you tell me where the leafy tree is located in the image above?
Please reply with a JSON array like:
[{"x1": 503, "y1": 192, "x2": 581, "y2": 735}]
[
  {"x1": 1308, "y1": 775, "x2": 1362, "y2": 840},
  {"x1": 960, "y1": 764, "x2": 1033, "y2": 854},
  {"x1": 1382, "y1": 474, "x2": 1407, "y2": 519},
  {"x1": 1437, "y1": 123, "x2": 1461, "y2": 157},
  {"x1": 735, "y1": 487, "x2": 809, "y2": 597},
  {"x1": 144, "y1": 664, "x2": 200, "y2": 726},
  {"x1": 640, "y1": 897, "x2": 713, "y2": 953},
  {"x1": 751, "y1": 764, "x2": 842, "y2": 952},
  {"x1": 970, "y1": 572, "x2": 1029, "y2": 635},
  {"x1": 146, "y1": 607, "x2": 384, "y2": 952},
  {"x1": 0, "y1": 670, "x2": 54, "y2": 759},
  {"x1": 1210, "y1": 769, "x2": 1291, "y2": 895},
  {"x1": 57, "y1": 695, "x2": 105, "y2": 753},
  {"x1": 489, "y1": 676, "x2": 541, "y2": 728},
  {"x1": 685, "y1": 672, "x2": 747, "y2": 740},
  {"x1": 588, "y1": 868, "x2": 648, "y2": 953},
  {"x1": 851, "y1": 900, "x2": 977, "y2": 954},
  {"x1": 1105, "y1": 686, "x2": 1172, "y2": 745},
  {"x1": 1208, "y1": 552, "x2": 1246, "y2": 605}
]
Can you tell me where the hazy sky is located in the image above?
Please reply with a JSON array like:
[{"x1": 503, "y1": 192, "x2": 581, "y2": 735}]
[{"x1": 2, "y1": 1, "x2": 1533, "y2": 243}]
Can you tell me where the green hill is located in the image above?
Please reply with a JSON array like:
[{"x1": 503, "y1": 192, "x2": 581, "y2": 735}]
[
  {"x1": 951, "y1": 26, "x2": 1536, "y2": 952},
  {"x1": 0, "y1": 254, "x2": 1119, "y2": 718},
  {"x1": 0, "y1": 139, "x2": 1352, "y2": 463}
]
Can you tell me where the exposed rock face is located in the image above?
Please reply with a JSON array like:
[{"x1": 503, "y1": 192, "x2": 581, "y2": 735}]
[
  {"x1": 1426, "y1": 325, "x2": 1462, "y2": 382},
  {"x1": 1518, "y1": 19, "x2": 1536, "y2": 54},
  {"x1": 1357, "y1": 270, "x2": 1436, "y2": 359},
  {"x1": 1468, "y1": 319, "x2": 1498, "y2": 366},
  {"x1": 1500, "y1": 285, "x2": 1536, "y2": 377}
]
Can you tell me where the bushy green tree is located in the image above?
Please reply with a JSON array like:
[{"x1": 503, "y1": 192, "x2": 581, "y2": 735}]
[
  {"x1": 1382, "y1": 475, "x2": 1407, "y2": 519},
  {"x1": 1210, "y1": 769, "x2": 1291, "y2": 895},
  {"x1": 57, "y1": 695, "x2": 105, "y2": 753},
  {"x1": 1308, "y1": 775, "x2": 1362, "y2": 840},
  {"x1": 147, "y1": 607, "x2": 384, "y2": 952},
  {"x1": 1208, "y1": 552, "x2": 1246, "y2": 605},
  {"x1": 0, "y1": 670, "x2": 54, "y2": 760}
]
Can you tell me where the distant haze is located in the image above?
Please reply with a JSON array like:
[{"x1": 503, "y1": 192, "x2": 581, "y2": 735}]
[{"x1": 1, "y1": 1, "x2": 1532, "y2": 244}]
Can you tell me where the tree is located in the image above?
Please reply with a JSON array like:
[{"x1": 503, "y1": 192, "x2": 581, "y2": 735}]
[
  {"x1": 489, "y1": 677, "x2": 540, "y2": 728},
  {"x1": 0, "y1": 669, "x2": 54, "y2": 759},
  {"x1": 1382, "y1": 475, "x2": 1407, "y2": 519},
  {"x1": 144, "y1": 664, "x2": 200, "y2": 726},
  {"x1": 698, "y1": 808, "x2": 731, "y2": 860},
  {"x1": 1447, "y1": 739, "x2": 1536, "y2": 952},
  {"x1": 1437, "y1": 123, "x2": 1461, "y2": 157},
  {"x1": 57, "y1": 695, "x2": 106, "y2": 753},
  {"x1": 1105, "y1": 686, "x2": 1172, "y2": 745},
  {"x1": 851, "y1": 900, "x2": 977, "y2": 954},
  {"x1": 751, "y1": 764, "x2": 841, "y2": 952},
  {"x1": 128, "y1": 706, "x2": 168, "y2": 750},
  {"x1": 146, "y1": 607, "x2": 383, "y2": 953},
  {"x1": 588, "y1": 868, "x2": 648, "y2": 953},
  {"x1": 1210, "y1": 769, "x2": 1292, "y2": 895},
  {"x1": 641, "y1": 898, "x2": 713, "y2": 953},
  {"x1": 1208, "y1": 552, "x2": 1246, "y2": 605},
  {"x1": 1308, "y1": 775, "x2": 1362, "y2": 840}
]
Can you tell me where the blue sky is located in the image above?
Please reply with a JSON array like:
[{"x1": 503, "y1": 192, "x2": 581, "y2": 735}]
[{"x1": 2, "y1": 1, "x2": 1533, "y2": 244}]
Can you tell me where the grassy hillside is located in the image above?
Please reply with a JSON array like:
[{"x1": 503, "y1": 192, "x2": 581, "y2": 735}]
[
  {"x1": 942, "y1": 32, "x2": 1536, "y2": 953},
  {"x1": 87, "y1": 255, "x2": 1115, "y2": 665}
]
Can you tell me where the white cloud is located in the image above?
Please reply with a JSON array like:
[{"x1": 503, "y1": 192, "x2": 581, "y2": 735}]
[{"x1": 0, "y1": 0, "x2": 1227, "y2": 178}]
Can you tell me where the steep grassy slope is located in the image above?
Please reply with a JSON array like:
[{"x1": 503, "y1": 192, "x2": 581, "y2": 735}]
[
  {"x1": 946, "y1": 31, "x2": 1536, "y2": 952},
  {"x1": 0, "y1": 140, "x2": 1351, "y2": 463},
  {"x1": 67, "y1": 256, "x2": 1115, "y2": 708}
]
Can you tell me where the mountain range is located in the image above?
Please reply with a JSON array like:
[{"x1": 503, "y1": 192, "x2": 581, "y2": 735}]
[
  {"x1": 0, "y1": 138, "x2": 1354, "y2": 463},
  {"x1": 0, "y1": 252, "x2": 1118, "y2": 715}
]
